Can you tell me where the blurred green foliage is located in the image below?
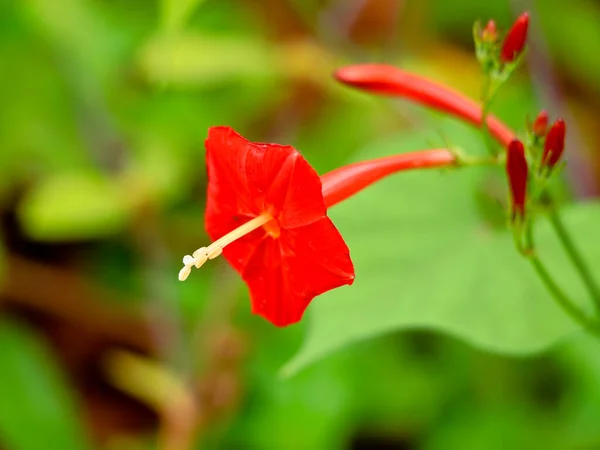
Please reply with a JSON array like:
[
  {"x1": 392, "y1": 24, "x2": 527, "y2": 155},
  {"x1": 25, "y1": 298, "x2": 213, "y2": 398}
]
[
  {"x1": 0, "y1": 319, "x2": 92, "y2": 450},
  {"x1": 1, "y1": 0, "x2": 600, "y2": 449}
]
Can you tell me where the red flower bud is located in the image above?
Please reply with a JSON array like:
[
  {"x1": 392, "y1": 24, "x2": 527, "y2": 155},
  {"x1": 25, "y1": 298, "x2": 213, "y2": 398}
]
[
  {"x1": 500, "y1": 12, "x2": 529, "y2": 63},
  {"x1": 506, "y1": 139, "x2": 528, "y2": 219},
  {"x1": 532, "y1": 110, "x2": 548, "y2": 137},
  {"x1": 482, "y1": 20, "x2": 497, "y2": 42},
  {"x1": 321, "y1": 149, "x2": 456, "y2": 208},
  {"x1": 334, "y1": 64, "x2": 516, "y2": 147},
  {"x1": 542, "y1": 118, "x2": 566, "y2": 169}
]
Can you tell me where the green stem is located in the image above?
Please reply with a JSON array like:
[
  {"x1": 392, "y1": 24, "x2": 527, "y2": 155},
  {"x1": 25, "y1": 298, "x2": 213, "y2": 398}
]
[
  {"x1": 548, "y1": 210, "x2": 600, "y2": 312},
  {"x1": 523, "y1": 220, "x2": 600, "y2": 338},
  {"x1": 456, "y1": 154, "x2": 503, "y2": 168},
  {"x1": 480, "y1": 76, "x2": 502, "y2": 157},
  {"x1": 512, "y1": 221, "x2": 525, "y2": 255},
  {"x1": 480, "y1": 76, "x2": 494, "y2": 156},
  {"x1": 528, "y1": 256, "x2": 600, "y2": 339}
]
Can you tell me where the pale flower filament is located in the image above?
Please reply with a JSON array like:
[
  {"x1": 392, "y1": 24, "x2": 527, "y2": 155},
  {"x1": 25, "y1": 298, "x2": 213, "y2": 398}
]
[{"x1": 178, "y1": 213, "x2": 272, "y2": 281}]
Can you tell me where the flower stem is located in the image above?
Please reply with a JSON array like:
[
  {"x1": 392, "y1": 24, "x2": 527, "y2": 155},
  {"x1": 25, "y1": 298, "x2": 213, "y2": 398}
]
[
  {"x1": 527, "y1": 255, "x2": 600, "y2": 337},
  {"x1": 523, "y1": 219, "x2": 600, "y2": 338},
  {"x1": 480, "y1": 75, "x2": 501, "y2": 156},
  {"x1": 455, "y1": 152, "x2": 503, "y2": 167},
  {"x1": 548, "y1": 210, "x2": 600, "y2": 312}
]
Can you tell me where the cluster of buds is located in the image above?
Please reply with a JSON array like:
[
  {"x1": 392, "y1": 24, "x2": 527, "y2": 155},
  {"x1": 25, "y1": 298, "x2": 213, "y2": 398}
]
[
  {"x1": 506, "y1": 114, "x2": 566, "y2": 220},
  {"x1": 474, "y1": 13, "x2": 529, "y2": 76}
]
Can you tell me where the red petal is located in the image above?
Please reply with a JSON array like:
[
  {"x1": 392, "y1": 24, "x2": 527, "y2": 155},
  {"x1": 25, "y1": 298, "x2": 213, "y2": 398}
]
[
  {"x1": 253, "y1": 142, "x2": 327, "y2": 229},
  {"x1": 241, "y1": 218, "x2": 355, "y2": 327},
  {"x1": 204, "y1": 126, "x2": 353, "y2": 309},
  {"x1": 205, "y1": 127, "x2": 326, "y2": 236},
  {"x1": 205, "y1": 127, "x2": 262, "y2": 232}
]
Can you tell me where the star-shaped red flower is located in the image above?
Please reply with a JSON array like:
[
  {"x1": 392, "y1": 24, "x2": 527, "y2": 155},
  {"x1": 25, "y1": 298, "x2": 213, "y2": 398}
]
[{"x1": 180, "y1": 126, "x2": 355, "y2": 327}]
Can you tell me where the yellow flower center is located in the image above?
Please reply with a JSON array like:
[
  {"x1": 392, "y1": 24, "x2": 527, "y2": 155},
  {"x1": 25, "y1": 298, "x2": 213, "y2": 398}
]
[{"x1": 262, "y1": 218, "x2": 281, "y2": 238}]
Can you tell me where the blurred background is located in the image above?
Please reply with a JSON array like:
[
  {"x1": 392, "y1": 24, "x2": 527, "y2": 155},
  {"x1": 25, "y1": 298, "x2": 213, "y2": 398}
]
[{"x1": 1, "y1": 0, "x2": 600, "y2": 449}]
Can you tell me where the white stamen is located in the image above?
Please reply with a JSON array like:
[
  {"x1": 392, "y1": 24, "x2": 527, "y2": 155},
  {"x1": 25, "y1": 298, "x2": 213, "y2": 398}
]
[
  {"x1": 207, "y1": 247, "x2": 223, "y2": 259},
  {"x1": 192, "y1": 247, "x2": 209, "y2": 268},
  {"x1": 178, "y1": 213, "x2": 272, "y2": 281},
  {"x1": 178, "y1": 265, "x2": 192, "y2": 281}
]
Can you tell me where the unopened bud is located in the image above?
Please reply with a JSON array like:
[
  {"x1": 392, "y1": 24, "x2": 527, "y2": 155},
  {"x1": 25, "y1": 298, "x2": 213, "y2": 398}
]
[
  {"x1": 500, "y1": 13, "x2": 529, "y2": 63},
  {"x1": 542, "y1": 118, "x2": 566, "y2": 169},
  {"x1": 506, "y1": 139, "x2": 528, "y2": 219},
  {"x1": 532, "y1": 110, "x2": 548, "y2": 137},
  {"x1": 482, "y1": 20, "x2": 497, "y2": 42}
]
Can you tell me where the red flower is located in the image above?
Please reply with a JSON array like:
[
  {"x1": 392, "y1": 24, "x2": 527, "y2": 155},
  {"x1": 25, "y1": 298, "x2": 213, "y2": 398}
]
[
  {"x1": 542, "y1": 118, "x2": 566, "y2": 169},
  {"x1": 179, "y1": 127, "x2": 355, "y2": 327},
  {"x1": 500, "y1": 13, "x2": 529, "y2": 63},
  {"x1": 532, "y1": 110, "x2": 548, "y2": 137},
  {"x1": 334, "y1": 64, "x2": 515, "y2": 147},
  {"x1": 179, "y1": 127, "x2": 456, "y2": 326},
  {"x1": 506, "y1": 139, "x2": 528, "y2": 218},
  {"x1": 321, "y1": 149, "x2": 456, "y2": 207}
]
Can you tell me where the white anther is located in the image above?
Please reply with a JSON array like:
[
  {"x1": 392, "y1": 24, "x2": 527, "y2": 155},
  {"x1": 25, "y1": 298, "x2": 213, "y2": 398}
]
[
  {"x1": 179, "y1": 213, "x2": 272, "y2": 280},
  {"x1": 178, "y1": 265, "x2": 192, "y2": 281}
]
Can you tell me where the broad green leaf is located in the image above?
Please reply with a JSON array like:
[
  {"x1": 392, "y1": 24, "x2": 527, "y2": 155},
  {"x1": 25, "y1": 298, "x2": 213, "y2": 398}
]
[
  {"x1": 139, "y1": 33, "x2": 278, "y2": 86},
  {"x1": 18, "y1": 172, "x2": 132, "y2": 241},
  {"x1": 283, "y1": 121, "x2": 600, "y2": 375},
  {"x1": 0, "y1": 319, "x2": 92, "y2": 450},
  {"x1": 161, "y1": 0, "x2": 207, "y2": 31}
]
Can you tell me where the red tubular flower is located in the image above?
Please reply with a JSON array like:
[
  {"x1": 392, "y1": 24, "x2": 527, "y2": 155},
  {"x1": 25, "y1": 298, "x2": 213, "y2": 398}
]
[
  {"x1": 542, "y1": 118, "x2": 566, "y2": 169},
  {"x1": 532, "y1": 110, "x2": 548, "y2": 137},
  {"x1": 334, "y1": 64, "x2": 515, "y2": 147},
  {"x1": 179, "y1": 127, "x2": 456, "y2": 326},
  {"x1": 506, "y1": 139, "x2": 528, "y2": 218},
  {"x1": 500, "y1": 13, "x2": 529, "y2": 63},
  {"x1": 321, "y1": 149, "x2": 456, "y2": 208}
]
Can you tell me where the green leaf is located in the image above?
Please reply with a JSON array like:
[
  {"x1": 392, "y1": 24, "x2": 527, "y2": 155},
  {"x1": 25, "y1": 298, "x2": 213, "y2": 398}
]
[
  {"x1": 125, "y1": 139, "x2": 197, "y2": 205},
  {"x1": 0, "y1": 319, "x2": 92, "y2": 450},
  {"x1": 139, "y1": 33, "x2": 279, "y2": 87},
  {"x1": 18, "y1": 171, "x2": 132, "y2": 241},
  {"x1": 161, "y1": 0, "x2": 206, "y2": 31},
  {"x1": 283, "y1": 121, "x2": 600, "y2": 375}
]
